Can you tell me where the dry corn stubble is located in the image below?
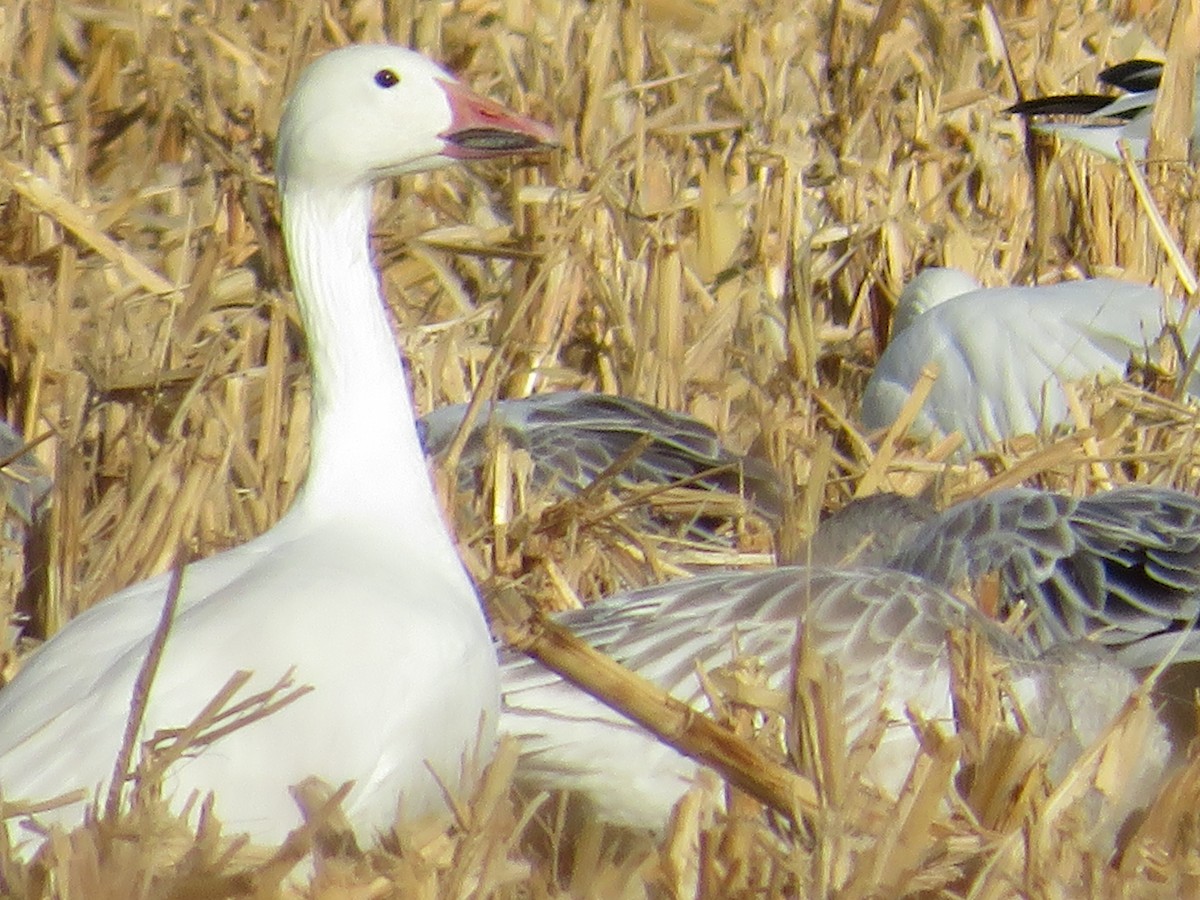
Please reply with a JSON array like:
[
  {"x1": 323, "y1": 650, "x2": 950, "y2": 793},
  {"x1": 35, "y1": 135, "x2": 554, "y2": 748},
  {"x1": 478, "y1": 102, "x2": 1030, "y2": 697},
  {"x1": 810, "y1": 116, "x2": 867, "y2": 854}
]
[{"x1": 0, "y1": 0, "x2": 1196, "y2": 895}]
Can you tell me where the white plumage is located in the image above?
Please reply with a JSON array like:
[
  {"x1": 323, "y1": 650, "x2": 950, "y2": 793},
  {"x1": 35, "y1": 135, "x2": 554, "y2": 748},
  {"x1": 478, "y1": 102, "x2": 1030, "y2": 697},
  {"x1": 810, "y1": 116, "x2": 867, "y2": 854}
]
[
  {"x1": 0, "y1": 45, "x2": 553, "y2": 855},
  {"x1": 861, "y1": 267, "x2": 1196, "y2": 453}
]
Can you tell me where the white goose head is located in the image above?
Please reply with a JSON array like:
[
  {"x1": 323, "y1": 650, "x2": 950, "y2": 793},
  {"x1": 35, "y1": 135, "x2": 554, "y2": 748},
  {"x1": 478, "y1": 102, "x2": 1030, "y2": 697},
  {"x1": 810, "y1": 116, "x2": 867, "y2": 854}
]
[
  {"x1": 891, "y1": 266, "x2": 982, "y2": 334},
  {"x1": 271, "y1": 45, "x2": 555, "y2": 524},
  {"x1": 276, "y1": 45, "x2": 556, "y2": 191}
]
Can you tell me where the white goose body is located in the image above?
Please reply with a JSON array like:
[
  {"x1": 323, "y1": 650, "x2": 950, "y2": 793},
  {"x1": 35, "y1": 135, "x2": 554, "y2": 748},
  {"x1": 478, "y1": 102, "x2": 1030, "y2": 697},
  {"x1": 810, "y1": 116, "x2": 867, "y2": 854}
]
[
  {"x1": 0, "y1": 46, "x2": 553, "y2": 853},
  {"x1": 861, "y1": 267, "x2": 1196, "y2": 453}
]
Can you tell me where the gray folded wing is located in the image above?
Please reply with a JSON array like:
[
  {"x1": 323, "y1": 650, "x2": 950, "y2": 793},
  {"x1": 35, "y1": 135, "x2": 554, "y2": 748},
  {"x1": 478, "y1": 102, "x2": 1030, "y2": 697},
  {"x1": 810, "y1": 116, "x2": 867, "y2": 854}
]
[
  {"x1": 419, "y1": 392, "x2": 783, "y2": 526},
  {"x1": 883, "y1": 487, "x2": 1200, "y2": 668}
]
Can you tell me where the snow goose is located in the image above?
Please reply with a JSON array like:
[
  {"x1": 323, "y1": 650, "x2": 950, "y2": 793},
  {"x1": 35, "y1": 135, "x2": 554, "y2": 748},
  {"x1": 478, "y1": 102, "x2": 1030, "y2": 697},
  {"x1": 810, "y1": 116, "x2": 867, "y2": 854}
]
[
  {"x1": 419, "y1": 391, "x2": 783, "y2": 532},
  {"x1": 498, "y1": 566, "x2": 1168, "y2": 834},
  {"x1": 0, "y1": 45, "x2": 554, "y2": 855},
  {"x1": 849, "y1": 487, "x2": 1200, "y2": 670},
  {"x1": 861, "y1": 267, "x2": 1198, "y2": 454},
  {"x1": 1008, "y1": 58, "x2": 1198, "y2": 159}
]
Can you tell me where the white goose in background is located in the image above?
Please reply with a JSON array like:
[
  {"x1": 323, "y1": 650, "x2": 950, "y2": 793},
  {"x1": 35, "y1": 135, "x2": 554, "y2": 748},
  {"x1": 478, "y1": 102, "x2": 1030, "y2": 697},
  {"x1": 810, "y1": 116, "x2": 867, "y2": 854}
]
[
  {"x1": 861, "y1": 267, "x2": 1200, "y2": 454},
  {"x1": 1008, "y1": 59, "x2": 1198, "y2": 160},
  {"x1": 498, "y1": 566, "x2": 1169, "y2": 836},
  {"x1": 0, "y1": 46, "x2": 554, "y2": 855},
  {"x1": 418, "y1": 391, "x2": 784, "y2": 533}
]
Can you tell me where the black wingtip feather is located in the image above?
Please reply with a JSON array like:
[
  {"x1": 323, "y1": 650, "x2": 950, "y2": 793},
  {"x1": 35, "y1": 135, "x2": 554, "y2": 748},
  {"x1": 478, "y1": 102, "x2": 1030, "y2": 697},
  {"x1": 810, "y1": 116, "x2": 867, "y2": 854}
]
[
  {"x1": 1098, "y1": 58, "x2": 1164, "y2": 93},
  {"x1": 1006, "y1": 94, "x2": 1121, "y2": 117}
]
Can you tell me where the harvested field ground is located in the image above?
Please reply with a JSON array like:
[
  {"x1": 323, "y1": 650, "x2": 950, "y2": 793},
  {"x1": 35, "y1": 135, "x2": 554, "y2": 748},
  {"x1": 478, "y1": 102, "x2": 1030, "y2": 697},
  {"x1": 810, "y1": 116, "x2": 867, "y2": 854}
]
[{"x1": 1, "y1": 0, "x2": 1199, "y2": 896}]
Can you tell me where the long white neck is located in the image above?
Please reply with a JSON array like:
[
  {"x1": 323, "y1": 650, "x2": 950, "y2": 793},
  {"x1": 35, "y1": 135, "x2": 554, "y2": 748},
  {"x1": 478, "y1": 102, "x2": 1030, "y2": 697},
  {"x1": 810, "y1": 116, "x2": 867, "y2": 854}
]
[{"x1": 280, "y1": 183, "x2": 457, "y2": 557}]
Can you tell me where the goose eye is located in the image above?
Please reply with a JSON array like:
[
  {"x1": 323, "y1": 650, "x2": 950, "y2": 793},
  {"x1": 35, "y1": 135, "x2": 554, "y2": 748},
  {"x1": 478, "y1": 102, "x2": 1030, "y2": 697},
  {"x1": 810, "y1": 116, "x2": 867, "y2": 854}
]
[{"x1": 374, "y1": 69, "x2": 400, "y2": 88}]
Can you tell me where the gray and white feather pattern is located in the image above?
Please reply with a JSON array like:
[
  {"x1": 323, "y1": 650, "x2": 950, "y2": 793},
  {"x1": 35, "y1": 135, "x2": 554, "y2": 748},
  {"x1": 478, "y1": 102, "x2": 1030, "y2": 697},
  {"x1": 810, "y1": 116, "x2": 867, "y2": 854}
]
[
  {"x1": 805, "y1": 486, "x2": 1200, "y2": 670},
  {"x1": 885, "y1": 487, "x2": 1200, "y2": 669},
  {"x1": 419, "y1": 391, "x2": 783, "y2": 528},
  {"x1": 498, "y1": 565, "x2": 1168, "y2": 833}
]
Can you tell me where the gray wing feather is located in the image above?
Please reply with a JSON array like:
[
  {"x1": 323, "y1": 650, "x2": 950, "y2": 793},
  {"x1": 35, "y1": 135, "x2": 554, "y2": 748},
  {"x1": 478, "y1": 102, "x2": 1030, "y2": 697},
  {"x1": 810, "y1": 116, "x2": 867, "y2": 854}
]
[
  {"x1": 797, "y1": 493, "x2": 934, "y2": 566},
  {"x1": 885, "y1": 487, "x2": 1200, "y2": 667},
  {"x1": 500, "y1": 567, "x2": 1019, "y2": 699},
  {"x1": 496, "y1": 565, "x2": 1162, "y2": 830},
  {"x1": 419, "y1": 392, "x2": 783, "y2": 524}
]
